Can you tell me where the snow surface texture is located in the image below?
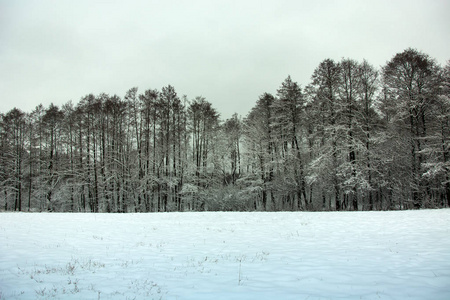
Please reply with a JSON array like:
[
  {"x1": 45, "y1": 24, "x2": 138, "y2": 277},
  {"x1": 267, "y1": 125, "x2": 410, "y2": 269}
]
[{"x1": 1, "y1": 210, "x2": 449, "y2": 300}]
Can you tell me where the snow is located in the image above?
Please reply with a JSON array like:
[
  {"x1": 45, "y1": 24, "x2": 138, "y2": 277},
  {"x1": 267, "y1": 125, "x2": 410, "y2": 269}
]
[{"x1": 1, "y1": 210, "x2": 450, "y2": 299}]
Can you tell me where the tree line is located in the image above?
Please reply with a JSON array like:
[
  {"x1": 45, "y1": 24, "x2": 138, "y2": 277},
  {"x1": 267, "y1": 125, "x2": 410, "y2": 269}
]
[{"x1": 1, "y1": 48, "x2": 449, "y2": 212}]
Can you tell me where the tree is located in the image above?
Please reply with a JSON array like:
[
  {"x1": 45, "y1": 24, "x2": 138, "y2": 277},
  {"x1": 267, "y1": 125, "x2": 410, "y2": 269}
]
[
  {"x1": 422, "y1": 61, "x2": 450, "y2": 206},
  {"x1": 188, "y1": 96, "x2": 220, "y2": 210},
  {"x1": 243, "y1": 93, "x2": 275, "y2": 210},
  {"x1": 223, "y1": 113, "x2": 242, "y2": 185},
  {"x1": 77, "y1": 95, "x2": 97, "y2": 211},
  {"x1": 138, "y1": 89, "x2": 159, "y2": 211},
  {"x1": 42, "y1": 103, "x2": 64, "y2": 210},
  {"x1": 1, "y1": 49, "x2": 446, "y2": 212},
  {"x1": 60, "y1": 101, "x2": 77, "y2": 211},
  {"x1": 272, "y1": 76, "x2": 307, "y2": 210},
  {"x1": 383, "y1": 48, "x2": 440, "y2": 208},
  {"x1": 308, "y1": 59, "x2": 343, "y2": 210},
  {"x1": 357, "y1": 60, "x2": 380, "y2": 210},
  {"x1": 2, "y1": 108, "x2": 26, "y2": 211},
  {"x1": 338, "y1": 59, "x2": 360, "y2": 210},
  {"x1": 104, "y1": 94, "x2": 127, "y2": 212}
]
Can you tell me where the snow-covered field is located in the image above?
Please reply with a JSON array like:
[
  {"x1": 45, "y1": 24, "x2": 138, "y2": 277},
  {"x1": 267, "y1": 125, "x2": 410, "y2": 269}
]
[{"x1": 1, "y1": 210, "x2": 449, "y2": 300}]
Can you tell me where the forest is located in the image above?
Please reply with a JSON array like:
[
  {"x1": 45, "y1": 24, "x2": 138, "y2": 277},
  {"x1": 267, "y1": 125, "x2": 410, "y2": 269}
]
[{"x1": 1, "y1": 48, "x2": 449, "y2": 212}]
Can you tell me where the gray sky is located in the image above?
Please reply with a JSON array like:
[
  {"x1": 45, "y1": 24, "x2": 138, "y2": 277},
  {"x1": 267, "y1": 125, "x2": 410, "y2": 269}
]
[{"x1": 1, "y1": 0, "x2": 449, "y2": 120}]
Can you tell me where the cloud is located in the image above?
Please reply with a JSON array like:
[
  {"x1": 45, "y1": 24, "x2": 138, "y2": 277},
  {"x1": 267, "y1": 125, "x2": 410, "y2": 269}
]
[{"x1": 1, "y1": 0, "x2": 449, "y2": 118}]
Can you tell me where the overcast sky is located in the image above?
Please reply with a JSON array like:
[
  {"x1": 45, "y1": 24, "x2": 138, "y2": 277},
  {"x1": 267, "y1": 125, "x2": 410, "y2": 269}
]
[{"x1": 1, "y1": 0, "x2": 449, "y2": 119}]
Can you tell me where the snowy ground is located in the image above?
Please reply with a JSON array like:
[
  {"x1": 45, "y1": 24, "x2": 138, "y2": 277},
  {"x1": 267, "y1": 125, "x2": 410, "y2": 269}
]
[{"x1": 1, "y1": 210, "x2": 449, "y2": 300}]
